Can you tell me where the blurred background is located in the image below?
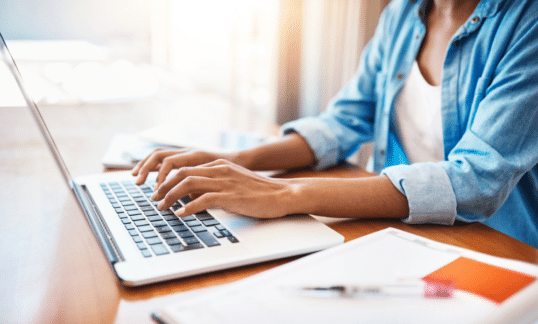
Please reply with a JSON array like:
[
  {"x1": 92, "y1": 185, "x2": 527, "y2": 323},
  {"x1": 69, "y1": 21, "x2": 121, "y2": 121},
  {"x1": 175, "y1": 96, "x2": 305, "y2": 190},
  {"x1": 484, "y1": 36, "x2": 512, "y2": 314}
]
[{"x1": 0, "y1": 0, "x2": 389, "y2": 126}]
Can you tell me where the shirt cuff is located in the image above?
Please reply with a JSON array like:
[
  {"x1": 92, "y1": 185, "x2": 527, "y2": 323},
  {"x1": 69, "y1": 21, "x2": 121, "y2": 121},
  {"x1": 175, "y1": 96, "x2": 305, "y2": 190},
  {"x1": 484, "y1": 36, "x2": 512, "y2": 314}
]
[
  {"x1": 280, "y1": 117, "x2": 340, "y2": 170},
  {"x1": 381, "y1": 163, "x2": 457, "y2": 225}
]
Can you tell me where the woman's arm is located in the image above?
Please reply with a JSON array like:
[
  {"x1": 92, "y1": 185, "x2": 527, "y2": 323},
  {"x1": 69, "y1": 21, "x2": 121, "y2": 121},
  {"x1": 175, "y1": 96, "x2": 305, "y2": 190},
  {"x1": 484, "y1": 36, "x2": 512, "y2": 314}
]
[{"x1": 150, "y1": 158, "x2": 408, "y2": 219}]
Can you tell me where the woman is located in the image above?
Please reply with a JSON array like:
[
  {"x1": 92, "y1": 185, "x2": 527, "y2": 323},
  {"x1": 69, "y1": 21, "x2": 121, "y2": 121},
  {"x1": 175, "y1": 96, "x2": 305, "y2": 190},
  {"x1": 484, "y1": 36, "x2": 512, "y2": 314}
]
[{"x1": 133, "y1": 0, "x2": 538, "y2": 248}]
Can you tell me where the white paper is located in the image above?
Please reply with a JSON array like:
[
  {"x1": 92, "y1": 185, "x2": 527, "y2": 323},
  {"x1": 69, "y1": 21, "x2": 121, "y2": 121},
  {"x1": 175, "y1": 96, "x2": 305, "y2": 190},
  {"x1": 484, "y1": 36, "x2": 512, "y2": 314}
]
[{"x1": 154, "y1": 228, "x2": 538, "y2": 324}]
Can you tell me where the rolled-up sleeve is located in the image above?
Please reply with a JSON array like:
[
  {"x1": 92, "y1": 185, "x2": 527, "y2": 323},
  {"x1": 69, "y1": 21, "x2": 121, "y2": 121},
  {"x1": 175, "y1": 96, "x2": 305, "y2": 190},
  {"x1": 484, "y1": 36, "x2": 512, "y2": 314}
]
[
  {"x1": 280, "y1": 117, "x2": 340, "y2": 170},
  {"x1": 382, "y1": 163, "x2": 457, "y2": 225}
]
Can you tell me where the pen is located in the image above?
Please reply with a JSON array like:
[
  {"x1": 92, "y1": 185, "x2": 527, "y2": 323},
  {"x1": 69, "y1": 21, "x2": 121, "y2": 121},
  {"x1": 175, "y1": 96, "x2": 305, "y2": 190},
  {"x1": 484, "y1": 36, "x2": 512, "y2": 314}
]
[{"x1": 289, "y1": 279, "x2": 454, "y2": 299}]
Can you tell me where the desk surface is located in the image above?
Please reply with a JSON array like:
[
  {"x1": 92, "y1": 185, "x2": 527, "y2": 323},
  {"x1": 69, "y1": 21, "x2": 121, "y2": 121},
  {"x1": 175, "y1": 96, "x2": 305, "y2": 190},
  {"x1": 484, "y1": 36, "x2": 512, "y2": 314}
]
[{"x1": 1, "y1": 105, "x2": 537, "y2": 323}]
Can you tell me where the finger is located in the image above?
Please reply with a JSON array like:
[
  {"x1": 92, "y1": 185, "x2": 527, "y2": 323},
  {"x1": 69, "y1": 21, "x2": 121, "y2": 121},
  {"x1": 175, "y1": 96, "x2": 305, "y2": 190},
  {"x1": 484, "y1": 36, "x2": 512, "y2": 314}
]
[
  {"x1": 152, "y1": 165, "x2": 224, "y2": 201},
  {"x1": 135, "y1": 150, "x2": 176, "y2": 185},
  {"x1": 154, "y1": 157, "x2": 179, "y2": 191},
  {"x1": 131, "y1": 148, "x2": 163, "y2": 176},
  {"x1": 157, "y1": 176, "x2": 221, "y2": 210},
  {"x1": 175, "y1": 193, "x2": 224, "y2": 217}
]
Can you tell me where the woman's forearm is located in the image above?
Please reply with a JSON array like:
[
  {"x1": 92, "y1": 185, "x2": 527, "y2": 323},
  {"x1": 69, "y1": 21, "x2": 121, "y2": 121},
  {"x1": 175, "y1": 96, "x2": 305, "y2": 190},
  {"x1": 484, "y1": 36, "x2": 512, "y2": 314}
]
[
  {"x1": 283, "y1": 175, "x2": 409, "y2": 219},
  {"x1": 231, "y1": 133, "x2": 316, "y2": 171}
]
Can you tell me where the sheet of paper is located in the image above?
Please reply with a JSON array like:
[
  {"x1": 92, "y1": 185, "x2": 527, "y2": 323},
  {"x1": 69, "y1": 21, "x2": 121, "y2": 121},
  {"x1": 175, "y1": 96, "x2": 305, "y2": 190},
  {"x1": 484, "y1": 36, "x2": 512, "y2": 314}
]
[{"x1": 154, "y1": 228, "x2": 538, "y2": 324}]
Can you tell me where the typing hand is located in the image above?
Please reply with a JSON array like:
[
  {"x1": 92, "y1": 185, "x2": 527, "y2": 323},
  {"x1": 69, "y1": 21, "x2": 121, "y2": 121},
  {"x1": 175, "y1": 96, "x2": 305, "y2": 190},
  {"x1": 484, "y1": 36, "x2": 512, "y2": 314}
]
[
  {"x1": 150, "y1": 159, "x2": 295, "y2": 219},
  {"x1": 131, "y1": 148, "x2": 230, "y2": 190}
]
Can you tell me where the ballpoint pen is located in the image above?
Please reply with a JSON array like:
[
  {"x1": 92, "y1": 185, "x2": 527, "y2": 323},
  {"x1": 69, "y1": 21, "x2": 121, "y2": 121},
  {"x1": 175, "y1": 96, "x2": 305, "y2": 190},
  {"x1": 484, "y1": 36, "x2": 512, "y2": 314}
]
[{"x1": 288, "y1": 279, "x2": 455, "y2": 299}]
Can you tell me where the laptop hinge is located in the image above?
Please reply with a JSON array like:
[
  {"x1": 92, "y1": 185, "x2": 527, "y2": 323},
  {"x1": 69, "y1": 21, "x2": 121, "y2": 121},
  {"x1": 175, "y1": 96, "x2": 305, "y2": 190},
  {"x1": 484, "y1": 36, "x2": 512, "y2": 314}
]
[{"x1": 74, "y1": 184, "x2": 125, "y2": 264}]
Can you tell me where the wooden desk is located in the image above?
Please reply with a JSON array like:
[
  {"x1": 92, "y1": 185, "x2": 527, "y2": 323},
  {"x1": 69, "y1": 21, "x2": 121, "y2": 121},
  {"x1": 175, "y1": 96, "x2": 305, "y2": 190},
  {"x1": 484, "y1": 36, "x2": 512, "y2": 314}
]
[{"x1": 2, "y1": 106, "x2": 538, "y2": 323}]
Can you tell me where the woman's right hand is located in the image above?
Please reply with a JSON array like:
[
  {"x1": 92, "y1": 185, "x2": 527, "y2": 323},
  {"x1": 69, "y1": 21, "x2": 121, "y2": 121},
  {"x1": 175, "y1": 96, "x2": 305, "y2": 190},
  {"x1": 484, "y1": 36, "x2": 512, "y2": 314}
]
[{"x1": 131, "y1": 148, "x2": 232, "y2": 190}]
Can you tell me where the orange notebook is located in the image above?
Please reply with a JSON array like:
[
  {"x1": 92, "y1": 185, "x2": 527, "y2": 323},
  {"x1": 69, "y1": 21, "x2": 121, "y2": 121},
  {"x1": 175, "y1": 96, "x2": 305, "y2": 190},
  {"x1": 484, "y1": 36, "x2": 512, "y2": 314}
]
[{"x1": 423, "y1": 257, "x2": 536, "y2": 304}]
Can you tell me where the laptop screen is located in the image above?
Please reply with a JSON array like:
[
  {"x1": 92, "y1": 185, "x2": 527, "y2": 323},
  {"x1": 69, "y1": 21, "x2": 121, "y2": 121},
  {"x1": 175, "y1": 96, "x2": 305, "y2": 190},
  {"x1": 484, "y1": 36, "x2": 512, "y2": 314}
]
[{"x1": 0, "y1": 33, "x2": 74, "y2": 187}]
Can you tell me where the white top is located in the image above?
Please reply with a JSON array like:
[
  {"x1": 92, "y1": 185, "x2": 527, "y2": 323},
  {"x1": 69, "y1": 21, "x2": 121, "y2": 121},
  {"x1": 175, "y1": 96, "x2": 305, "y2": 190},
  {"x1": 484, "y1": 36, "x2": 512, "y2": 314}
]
[{"x1": 394, "y1": 61, "x2": 444, "y2": 164}]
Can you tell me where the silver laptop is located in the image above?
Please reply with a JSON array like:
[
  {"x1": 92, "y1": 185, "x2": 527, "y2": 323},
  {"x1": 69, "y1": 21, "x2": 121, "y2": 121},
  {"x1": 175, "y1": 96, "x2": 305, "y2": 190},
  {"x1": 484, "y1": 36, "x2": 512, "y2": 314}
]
[{"x1": 0, "y1": 33, "x2": 344, "y2": 286}]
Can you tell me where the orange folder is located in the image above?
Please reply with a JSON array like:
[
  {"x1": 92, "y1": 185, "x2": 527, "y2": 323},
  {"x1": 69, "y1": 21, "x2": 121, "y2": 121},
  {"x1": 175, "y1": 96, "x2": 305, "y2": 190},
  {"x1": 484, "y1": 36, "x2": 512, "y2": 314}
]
[{"x1": 423, "y1": 257, "x2": 536, "y2": 304}]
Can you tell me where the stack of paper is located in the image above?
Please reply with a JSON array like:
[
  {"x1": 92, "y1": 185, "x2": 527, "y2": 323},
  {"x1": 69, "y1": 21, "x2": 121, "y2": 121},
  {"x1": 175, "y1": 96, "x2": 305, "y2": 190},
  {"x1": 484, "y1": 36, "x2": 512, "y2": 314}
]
[{"x1": 152, "y1": 228, "x2": 538, "y2": 324}]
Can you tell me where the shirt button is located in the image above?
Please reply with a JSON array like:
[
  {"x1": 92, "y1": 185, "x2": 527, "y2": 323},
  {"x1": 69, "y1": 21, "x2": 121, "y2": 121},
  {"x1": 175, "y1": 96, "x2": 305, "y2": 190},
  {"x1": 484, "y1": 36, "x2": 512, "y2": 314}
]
[
  {"x1": 380, "y1": 149, "x2": 386, "y2": 155},
  {"x1": 396, "y1": 73, "x2": 404, "y2": 80},
  {"x1": 471, "y1": 17, "x2": 480, "y2": 24},
  {"x1": 453, "y1": 40, "x2": 460, "y2": 46}
]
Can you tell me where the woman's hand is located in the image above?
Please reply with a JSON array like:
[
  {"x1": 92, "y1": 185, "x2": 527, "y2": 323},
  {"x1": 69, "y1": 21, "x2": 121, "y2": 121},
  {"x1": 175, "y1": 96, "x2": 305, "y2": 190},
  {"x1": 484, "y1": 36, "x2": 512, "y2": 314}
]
[
  {"x1": 131, "y1": 148, "x2": 232, "y2": 190},
  {"x1": 150, "y1": 159, "x2": 297, "y2": 219}
]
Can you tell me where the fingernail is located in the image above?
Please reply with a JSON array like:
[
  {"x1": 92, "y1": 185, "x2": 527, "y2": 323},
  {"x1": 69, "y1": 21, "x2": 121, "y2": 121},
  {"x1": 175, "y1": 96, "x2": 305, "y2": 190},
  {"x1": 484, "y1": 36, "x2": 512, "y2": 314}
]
[
  {"x1": 158, "y1": 201, "x2": 165, "y2": 209},
  {"x1": 174, "y1": 207, "x2": 185, "y2": 216},
  {"x1": 151, "y1": 192, "x2": 158, "y2": 200},
  {"x1": 154, "y1": 183, "x2": 160, "y2": 191}
]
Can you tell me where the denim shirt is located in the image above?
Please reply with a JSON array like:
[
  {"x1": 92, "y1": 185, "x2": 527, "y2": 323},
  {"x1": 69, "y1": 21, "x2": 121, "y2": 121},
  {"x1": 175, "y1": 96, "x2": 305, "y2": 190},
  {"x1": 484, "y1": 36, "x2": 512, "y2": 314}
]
[{"x1": 281, "y1": 0, "x2": 538, "y2": 248}]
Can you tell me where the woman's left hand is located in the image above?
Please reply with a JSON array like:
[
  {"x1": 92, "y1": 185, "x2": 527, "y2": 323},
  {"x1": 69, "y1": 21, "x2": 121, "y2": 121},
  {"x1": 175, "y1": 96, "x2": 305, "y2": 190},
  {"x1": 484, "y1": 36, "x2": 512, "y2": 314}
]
[{"x1": 150, "y1": 159, "x2": 297, "y2": 218}]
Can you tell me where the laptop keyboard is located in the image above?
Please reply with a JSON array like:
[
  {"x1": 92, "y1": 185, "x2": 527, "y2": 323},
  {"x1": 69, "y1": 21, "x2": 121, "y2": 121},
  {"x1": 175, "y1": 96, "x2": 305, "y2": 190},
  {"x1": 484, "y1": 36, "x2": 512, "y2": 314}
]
[{"x1": 100, "y1": 180, "x2": 239, "y2": 258}]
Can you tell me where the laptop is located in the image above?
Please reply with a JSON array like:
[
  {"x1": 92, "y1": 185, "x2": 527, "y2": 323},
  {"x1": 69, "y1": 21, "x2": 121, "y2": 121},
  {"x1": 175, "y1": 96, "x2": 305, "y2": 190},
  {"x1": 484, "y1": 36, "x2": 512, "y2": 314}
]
[{"x1": 0, "y1": 33, "x2": 344, "y2": 286}]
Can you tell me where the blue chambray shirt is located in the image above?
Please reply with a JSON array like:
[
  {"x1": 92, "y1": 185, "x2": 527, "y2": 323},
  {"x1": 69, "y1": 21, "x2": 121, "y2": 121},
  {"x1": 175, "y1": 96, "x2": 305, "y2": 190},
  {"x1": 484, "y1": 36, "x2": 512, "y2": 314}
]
[{"x1": 281, "y1": 0, "x2": 538, "y2": 248}]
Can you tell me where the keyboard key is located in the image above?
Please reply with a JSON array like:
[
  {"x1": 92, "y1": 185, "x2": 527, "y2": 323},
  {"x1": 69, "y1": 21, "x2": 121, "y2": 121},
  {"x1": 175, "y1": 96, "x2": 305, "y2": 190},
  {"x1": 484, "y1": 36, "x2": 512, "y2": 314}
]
[
  {"x1": 221, "y1": 230, "x2": 232, "y2": 236},
  {"x1": 137, "y1": 242, "x2": 147, "y2": 250},
  {"x1": 144, "y1": 211, "x2": 158, "y2": 216},
  {"x1": 132, "y1": 235, "x2": 143, "y2": 243},
  {"x1": 127, "y1": 210, "x2": 142, "y2": 216},
  {"x1": 215, "y1": 225, "x2": 226, "y2": 231},
  {"x1": 168, "y1": 220, "x2": 184, "y2": 226},
  {"x1": 124, "y1": 205, "x2": 138, "y2": 211},
  {"x1": 202, "y1": 219, "x2": 220, "y2": 227},
  {"x1": 141, "y1": 249, "x2": 152, "y2": 258},
  {"x1": 190, "y1": 225, "x2": 207, "y2": 233},
  {"x1": 183, "y1": 236, "x2": 200, "y2": 245},
  {"x1": 185, "y1": 243, "x2": 204, "y2": 250},
  {"x1": 114, "y1": 208, "x2": 124, "y2": 213},
  {"x1": 125, "y1": 223, "x2": 135, "y2": 230},
  {"x1": 195, "y1": 231, "x2": 221, "y2": 247},
  {"x1": 170, "y1": 243, "x2": 204, "y2": 252},
  {"x1": 177, "y1": 230, "x2": 194, "y2": 238},
  {"x1": 150, "y1": 243, "x2": 169, "y2": 255},
  {"x1": 151, "y1": 220, "x2": 167, "y2": 227},
  {"x1": 185, "y1": 220, "x2": 201, "y2": 227},
  {"x1": 142, "y1": 231, "x2": 158, "y2": 238},
  {"x1": 165, "y1": 237, "x2": 182, "y2": 246},
  {"x1": 160, "y1": 210, "x2": 174, "y2": 216},
  {"x1": 130, "y1": 214, "x2": 145, "y2": 221},
  {"x1": 138, "y1": 225, "x2": 154, "y2": 232},
  {"x1": 180, "y1": 196, "x2": 193, "y2": 204},
  {"x1": 147, "y1": 215, "x2": 163, "y2": 222},
  {"x1": 128, "y1": 229, "x2": 138, "y2": 236},
  {"x1": 160, "y1": 231, "x2": 176, "y2": 239},
  {"x1": 227, "y1": 236, "x2": 240, "y2": 243},
  {"x1": 121, "y1": 218, "x2": 131, "y2": 224},
  {"x1": 195, "y1": 212, "x2": 214, "y2": 221},
  {"x1": 169, "y1": 244, "x2": 186, "y2": 253},
  {"x1": 146, "y1": 237, "x2": 163, "y2": 245},
  {"x1": 117, "y1": 212, "x2": 128, "y2": 219},
  {"x1": 156, "y1": 226, "x2": 172, "y2": 233},
  {"x1": 172, "y1": 225, "x2": 189, "y2": 233},
  {"x1": 214, "y1": 231, "x2": 225, "y2": 238},
  {"x1": 182, "y1": 215, "x2": 197, "y2": 222},
  {"x1": 163, "y1": 215, "x2": 178, "y2": 221},
  {"x1": 134, "y1": 220, "x2": 150, "y2": 227}
]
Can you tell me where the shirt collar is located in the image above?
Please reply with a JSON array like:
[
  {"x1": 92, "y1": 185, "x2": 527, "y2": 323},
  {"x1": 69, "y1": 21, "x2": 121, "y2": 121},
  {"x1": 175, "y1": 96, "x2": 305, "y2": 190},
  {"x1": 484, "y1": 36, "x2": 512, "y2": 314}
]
[{"x1": 414, "y1": 0, "x2": 505, "y2": 21}]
